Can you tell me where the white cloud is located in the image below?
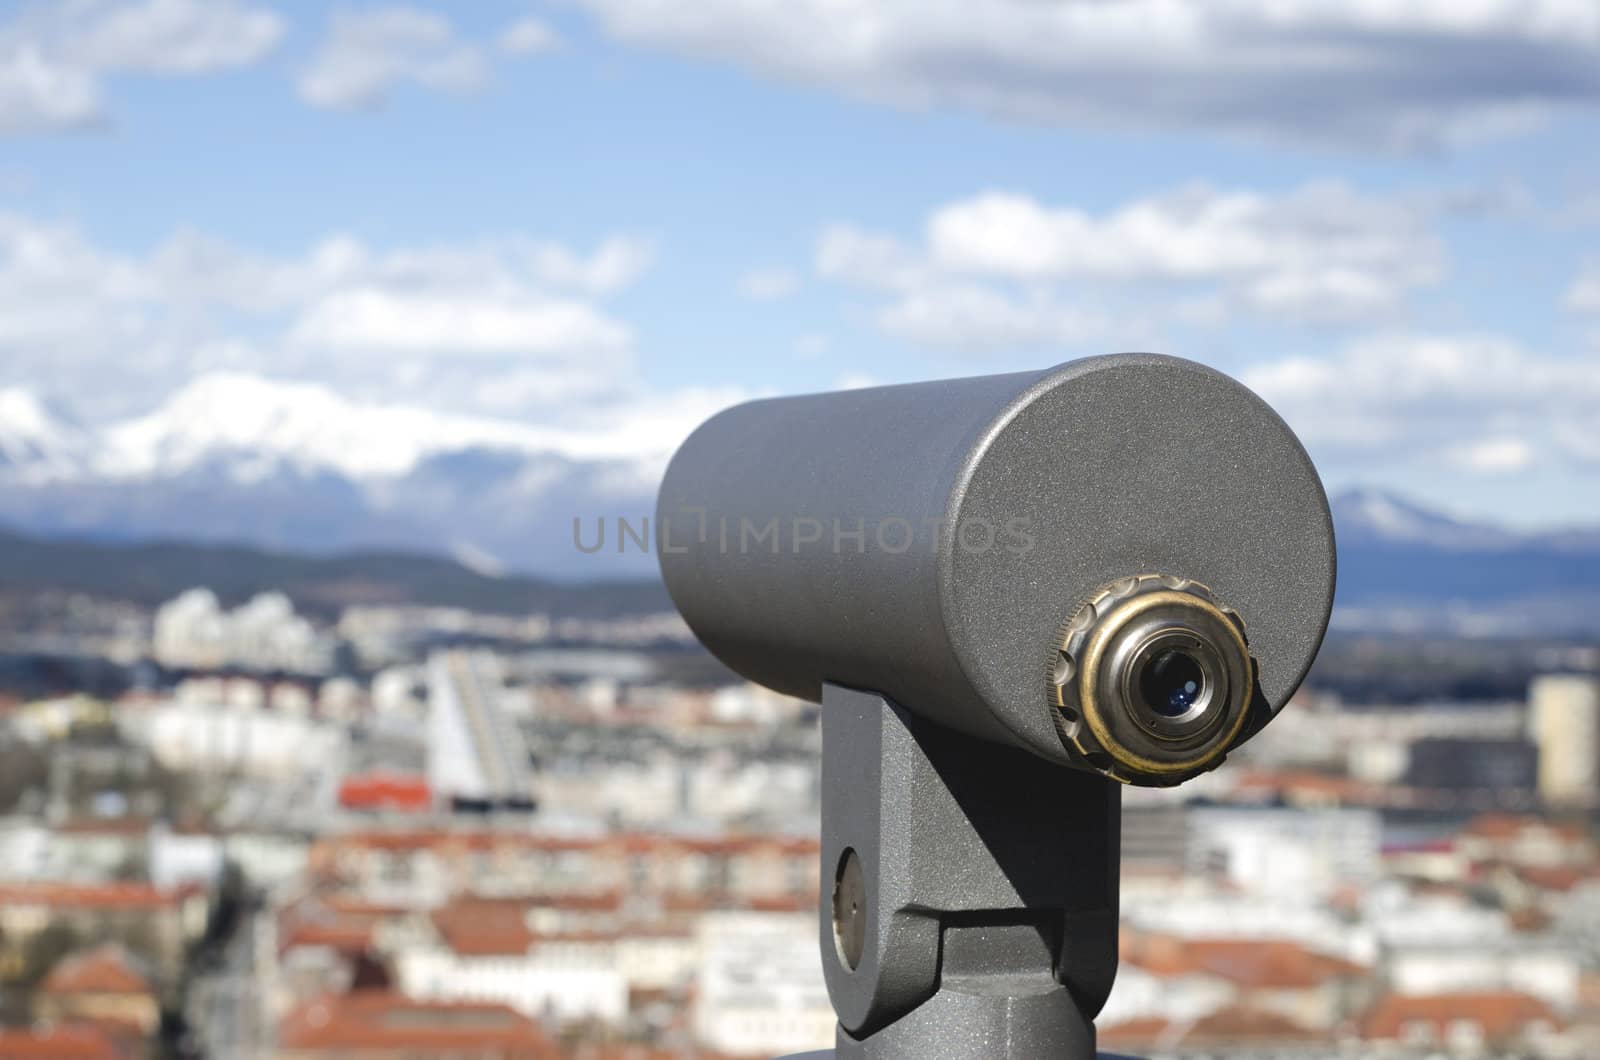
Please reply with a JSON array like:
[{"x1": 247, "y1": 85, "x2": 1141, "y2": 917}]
[
  {"x1": 146, "y1": 229, "x2": 650, "y2": 307},
  {"x1": 833, "y1": 372, "x2": 878, "y2": 391},
  {"x1": 737, "y1": 266, "x2": 799, "y2": 300},
  {"x1": 0, "y1": 212, "x2": 159, "y2": 353},
  {"x1": 0, "y1": 211, "x2": 654, "y2": 422},
  {"x1": 500, "y1": 16, "x2": 561, "y2": 55},
  {"x1": 877, "y1": 284, "x2": 1118, "y2": 354},
  {"x1": 1568, "y1": 264, "x2": 1600, "y2": 313},
  {"x1": 298, "y1": 7, "x2": 487, "y2": 110},
  {"x1": 69, "y1": 0, "x2": 284, "y2": 75},
  {"x1": 526, "y1": 236, "x2": 654, "y2": 295},
  {"x1": 927, "y1": 184, "x2": 1439, "y2": 321},
  {"x1": 1243, "y1": 334, "x2": 1600, "y2": 473},
  {"x1": 0, "y1": 0, "x2": 282, "y2": 133},
  {"x1": 471, "y1": 363, "x2": 628, "y2": 412},
  {"x1": 289, "y1": 289, "x2": 631, "y2": 357},
  {"x1": 0, "y1": 45, "x2": 100, "y2": 133},
  {"x1": 817, "y1": 225, "x2": 927, "y2": 291},
  {"x1": 94, "y1": 370, "x2": 751, "y2": 484},
  {"x1": 1448, "y1": 436, "x2": 1537, "y2": 475},
  {"x1": 819, "y1": 182, "x2": 1442, "y2": 351},
  {"x1": 574, "y1": 0, "x2": 1600, "y2": 150}
]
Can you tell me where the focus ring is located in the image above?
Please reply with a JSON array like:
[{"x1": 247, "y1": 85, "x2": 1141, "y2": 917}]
[{"x1": 1048, "y1": 574, "x2": 1254, "y2": 786}]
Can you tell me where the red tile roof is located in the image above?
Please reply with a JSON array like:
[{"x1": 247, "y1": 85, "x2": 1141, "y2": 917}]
[
  {"x1": 0, "y1": 1026, "x2": 129, "y2": 1059},
  {"x1": 279, "y1": 993, "x2": 556, "y2": 1056},
  {"x1": 338, "y1": 772, "x2": 432, "y2": 813},
  {"x1": 316, "y1": 828, "x2": 818, "y2": 859},
  {"x1": 1094, "y1": 1016, "x2": 1168, "y2": 1048},
  {"x1": 1361, "y1": 991, "x2": 1561, "y2": 1043},
  {"x1": 279, "y1": 920, "x2": 376, "y2": 958},
  {"x1": 1516, "y1": 864, "x2": 1600, "y2": 893},
  {"x1": 1464, "y1": 814, "x2": 1589, "y2": 843},
  {"x1": 1100, "y1": 1006, "x2": 1321, "y2": 1047},
  {"x1": 39, "y1": 944, "x2": 153, "y2": 996},
  {"x1": 1509, "y1": 907, "x2": 1555, "y2": 932},
  {"x1": 320, "y1": 896, "x2": 413, "y2": 920},
  {"x1": 0, "y1": 882, "x2": 200, "y2": 911},
  {"x1": 742, "y1": 894, "x2": 814, "y2": 913},
  {"x1": 431, "y1": 900, "x2": 536, "y2": 957},
  {"x1": 316, "y1": 830, "x2": 597, "y2": 855},
  {"x1": 277, "y1": 893, "x2": 409, "y2": 957},
  {"x1": 1233, "y1": 768, "x2": 1394, "y2": 805},
  {"x1": 1188, "y1": 1005, "x2": 1322, "y2": 1041},
  {"x1": 1121, "y1": 933, "x2": 1367, "y2": 989},
  {"x1": 614, "y1": 833, "x2": 820, "y2": 857},
  {"x1": 426, "y1": 896, "x2": 644, "y2": 956},
  {"x1": 528, "y1": 890, "x2": 625, "y2": 913},
  {"x1": 658, "y1": 891, "x2": 813, "y2": 915}
]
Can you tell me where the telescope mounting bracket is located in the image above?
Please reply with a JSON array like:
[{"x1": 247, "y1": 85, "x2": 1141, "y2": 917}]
[{"x1": 780, "y1": 683, "x2": 1134, "y2": 1060}]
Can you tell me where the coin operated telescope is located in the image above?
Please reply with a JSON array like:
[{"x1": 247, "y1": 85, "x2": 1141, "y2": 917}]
[{"x1": 656, "y1": 354, "x2": 1336, "y2": 1060}]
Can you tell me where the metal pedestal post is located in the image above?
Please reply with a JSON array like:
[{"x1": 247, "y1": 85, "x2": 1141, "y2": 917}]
[{"x1": 781, "y1": 684, "x2": 1130, "y2": 1060}]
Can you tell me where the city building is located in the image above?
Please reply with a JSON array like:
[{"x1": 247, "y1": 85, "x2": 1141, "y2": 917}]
[
  {"x1": 392, "y1": 896, "x2": 629, "y2": 1023},
  {"x1": 1186, "y1": 806, "x2": 1382, "y2": 900},
  {"x1": 153, "y1": 589, "x2": 333, "y2": 673},
  {"x1": 1111, "y1": 930, "x2": 1371, "y2": 1033},
  {"x1": 427, "y1": 652, "x2": 536, "y2": 811},
  {"x1": 1406, "y1": 737, "x2": 1539, "y2": 797},
  {"x1": 305, "y1": 829, "x2": 820, "y2": 911},
  {"x1": 277, "y1": 993, "x2": 556, "y2": 1059},
  {"x1": 7, "y1": 566, "x2": 1600, "y2": 1059},
  {"x1": 1529, "y1": 674, "x2": 1600, "y2": 806},
  {"x1": 0, "y1": 881, "x2": 208, "y2": 976},
  {"x1": 1359, "y1": 991, "x2": 1565, "y2": 1056},
  {"x1": 121, "y1": 698, "x2": 345, "y2": 784},
  {"x1": 35, "y1": 943, "x2": 161, "y2": 1042},
  {"x1": 692, "y1": 911, "x2": 834, "y2": 1057}
]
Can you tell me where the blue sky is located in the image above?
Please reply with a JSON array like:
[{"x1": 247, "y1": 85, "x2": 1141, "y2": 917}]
[{"x1": 2, "y1": 0, "x2": 1599, "y2": 527}]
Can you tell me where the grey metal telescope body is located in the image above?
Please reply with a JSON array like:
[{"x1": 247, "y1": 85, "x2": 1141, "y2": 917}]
[{"x1": 656, "y1": 354, "x2": 1336, "y2": 1058}]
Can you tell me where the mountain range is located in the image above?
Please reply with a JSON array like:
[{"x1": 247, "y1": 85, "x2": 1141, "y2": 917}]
[
  {"x1": 2, "y1": 373, "x2": 1598, "y2": 634},
  {"x1": 0, "y1": 373, "x2": 666, "y2": 580},
  {"x1": 1327, "y1": 489, "x2": 1600, "y2": 635}
]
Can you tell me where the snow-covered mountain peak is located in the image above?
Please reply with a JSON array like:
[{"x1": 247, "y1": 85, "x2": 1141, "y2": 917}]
[
  {"x1": 0, "y1": 385, "x2": 86, "y2": 475},
  {"x1": 97, "y1": 372, "x2": 549, "y2": 482},
  {"x1": 86, "y1": 371, "x2": 743, "y2": 485},
  {"x1": 1330, "y1": 487, "x2": 1517, "y2": 550}
]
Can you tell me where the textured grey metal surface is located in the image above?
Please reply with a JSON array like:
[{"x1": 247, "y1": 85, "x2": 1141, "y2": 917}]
[
  {"x1": 657, "y1": 354, "x2": 1335, "y2": 771},
  {"x1": 815, "y1": 685, "x2": 1116, "y2": 1059},
  {"x1": 832, "y1": 985, "x2": 1096, "y2": 1060}
]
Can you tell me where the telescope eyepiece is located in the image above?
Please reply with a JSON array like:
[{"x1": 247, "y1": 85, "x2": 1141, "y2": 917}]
[{"x1": 1051, "y1": 575, "x2": 1255, "y2": 786}]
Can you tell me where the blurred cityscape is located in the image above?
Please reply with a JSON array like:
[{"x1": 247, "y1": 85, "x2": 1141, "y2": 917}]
[
  {"x1": 3, "y1": 1, "x2": 1599, "y2": 1058},
  {"x1": 0, "y1": 529, "x2": 1595, "y2": 1060}
]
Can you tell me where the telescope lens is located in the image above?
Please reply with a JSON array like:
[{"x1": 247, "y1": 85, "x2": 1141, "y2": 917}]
[
  {"x1": 1139, "y1": 649, "x2": 1205, "y2": 718},
  {"x1": 1050, "y1": 575, "x2": 1254, "y2": 784}
]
